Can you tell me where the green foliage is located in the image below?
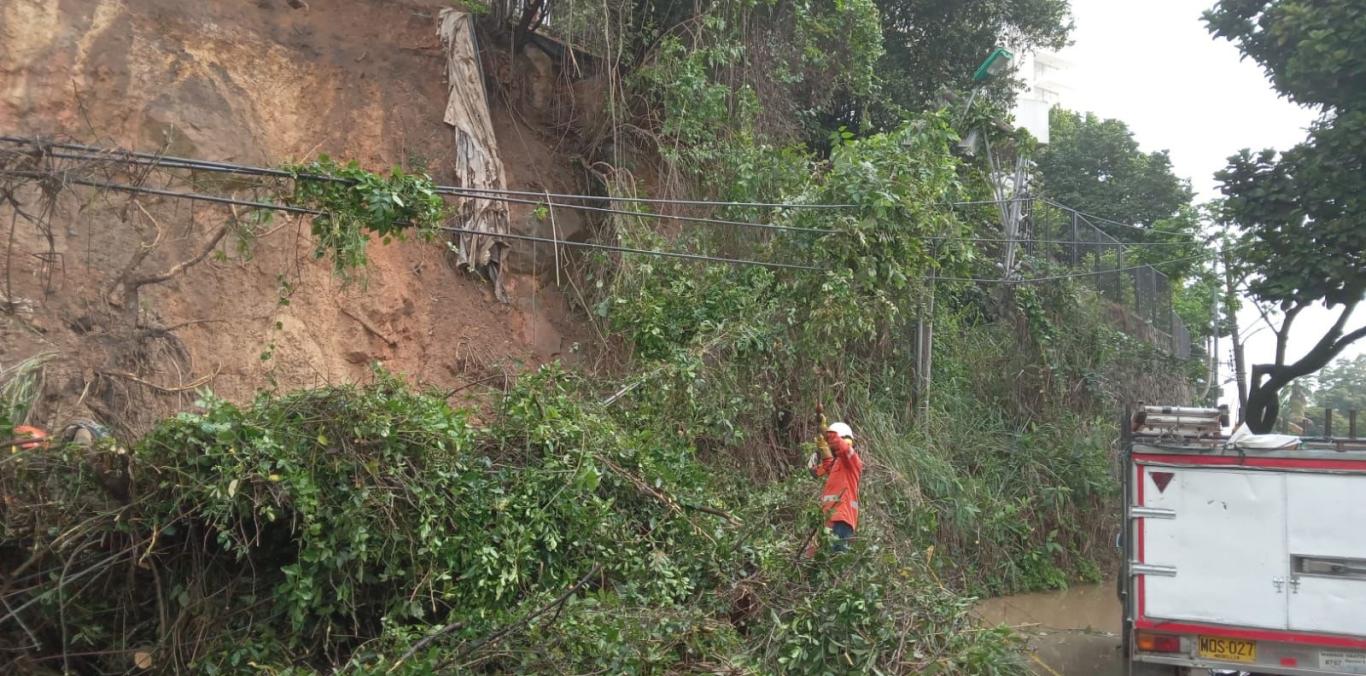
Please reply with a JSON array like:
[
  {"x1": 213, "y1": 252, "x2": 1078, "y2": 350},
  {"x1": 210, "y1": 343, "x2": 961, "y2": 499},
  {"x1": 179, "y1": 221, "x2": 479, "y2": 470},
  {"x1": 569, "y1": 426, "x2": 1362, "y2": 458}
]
[
  {"x1": 0, "y1": 352, "x2": 51, "y2": 426},
  {"x1": 1205, "y1": 0, "x2": 1366, "y2": 431},
  {"x1": 1204, "y1": 0, "x2": 1366, "y2": 111},
  {"x1": 862, "y1": 0, "x2": 1072, "y2": 129},
  {"x1": 137, "y1": 372, "x2": 478, "y2": 643},
  {"x1": 1172, "y1": 271, "x2": 1221, "y2": 341},
  {"x1": 1037, "y1": 108, "x2": 1195, "y2": 233},
  {"x1": 285, "y1": 157, "x2": 446, "y2": 278},
  {"x1": 3, "y1": 367, "x2": 1033, "y2": 673},
  {"x1": 1213, "y1": 140, "x2": 1365, "y2": 309},
  {"x1": 588, "y1": 108, "x2": 1178, "y2": 605},
  {"x1": 1205, "y1": 0, "x2": 1365, "y2": 307},
  {"x1": 761, "y1": 552, "x2": 1021, "y2": 674},
  {"x1": 1310, "y1": 354, "x2": 1366, "y2": 413}
]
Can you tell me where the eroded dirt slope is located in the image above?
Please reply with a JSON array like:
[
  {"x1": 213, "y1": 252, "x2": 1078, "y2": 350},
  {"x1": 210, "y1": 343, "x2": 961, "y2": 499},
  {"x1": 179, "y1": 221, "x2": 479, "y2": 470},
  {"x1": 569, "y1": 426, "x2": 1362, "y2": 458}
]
[{"x1": 0, "y1": 0, "x2": 593, "y2": 433}]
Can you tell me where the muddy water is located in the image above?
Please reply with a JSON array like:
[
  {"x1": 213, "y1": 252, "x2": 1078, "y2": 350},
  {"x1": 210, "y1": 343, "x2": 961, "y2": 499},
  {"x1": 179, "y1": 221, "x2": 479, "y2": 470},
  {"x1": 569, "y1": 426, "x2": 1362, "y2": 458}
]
[{"x1": 975, "y1": 583, "x2": 1168, "y2": 676}]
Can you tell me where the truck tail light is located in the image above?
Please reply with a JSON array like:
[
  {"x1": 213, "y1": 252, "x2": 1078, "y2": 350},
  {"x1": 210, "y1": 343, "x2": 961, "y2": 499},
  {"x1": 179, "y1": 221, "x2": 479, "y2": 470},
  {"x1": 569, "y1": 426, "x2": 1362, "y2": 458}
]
[{"x1": 1136, "y1": 631, "x2": 1181, "y2": 653}]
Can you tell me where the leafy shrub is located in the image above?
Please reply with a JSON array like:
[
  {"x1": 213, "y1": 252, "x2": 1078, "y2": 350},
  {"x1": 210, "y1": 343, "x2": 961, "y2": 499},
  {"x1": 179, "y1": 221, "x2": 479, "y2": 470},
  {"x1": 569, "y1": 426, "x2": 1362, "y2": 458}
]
[{"x1": 285, "y1": 157, "x2": 445, "y2": 277}]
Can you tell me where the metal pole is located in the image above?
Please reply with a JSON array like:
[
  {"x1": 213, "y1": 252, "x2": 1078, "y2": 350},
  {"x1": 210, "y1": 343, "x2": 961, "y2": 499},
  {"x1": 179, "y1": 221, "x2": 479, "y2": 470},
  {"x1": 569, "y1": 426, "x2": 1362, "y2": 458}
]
[
  {"x1": 922, "y1": 270, "x2": 935, "y2": 417},
  {"x1": 1325, "y1": 407, "x2": 1334, "y2": 438},
  {"x1": 1070, "y1": 211, "x2": 1079, "y2": 267},
  {"x1": 1350, "y1": 410, "x2": 1358, "y2": 439},
  {"x1": 1116, "y1": 246, "x2": 1125, "y2": 301}
]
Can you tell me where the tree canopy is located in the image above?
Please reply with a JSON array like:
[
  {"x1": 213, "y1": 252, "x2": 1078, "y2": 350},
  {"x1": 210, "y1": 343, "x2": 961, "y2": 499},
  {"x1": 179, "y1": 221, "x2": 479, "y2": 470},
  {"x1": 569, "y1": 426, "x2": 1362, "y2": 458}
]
[
  {"x1": 874, "y1": 0, "x2": 1072, "y2": 112},
  {"x1": 1035, "y1": 108, "x2": 1194, "y2": 231},
  {"x1": 1312, "y1": 354, "x2": 1366, "y2": 415},
  {"x1": 1205, "y1": 0, "x2": 1366, "y2": 432}
]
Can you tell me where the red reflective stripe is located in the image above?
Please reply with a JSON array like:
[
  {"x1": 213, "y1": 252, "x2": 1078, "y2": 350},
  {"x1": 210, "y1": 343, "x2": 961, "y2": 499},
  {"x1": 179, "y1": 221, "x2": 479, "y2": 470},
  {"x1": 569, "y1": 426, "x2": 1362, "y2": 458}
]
[
  {"x1": 1133, "y1": 453, "x2": 1366, "y2": 471},
  {"x1": 1137, "y1": 463, "x2": 1146, "y2": 621},
  {"x1": 1134, "y1": 620, "x2": 1366, "y2": 650}
]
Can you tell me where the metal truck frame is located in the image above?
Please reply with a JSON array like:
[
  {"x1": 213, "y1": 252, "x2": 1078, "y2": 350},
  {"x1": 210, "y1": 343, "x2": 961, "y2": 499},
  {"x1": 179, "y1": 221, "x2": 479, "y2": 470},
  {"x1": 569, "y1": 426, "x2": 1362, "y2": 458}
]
[{"x1": 1122, "y1": 407, "x2": 1366, "y2": 675}]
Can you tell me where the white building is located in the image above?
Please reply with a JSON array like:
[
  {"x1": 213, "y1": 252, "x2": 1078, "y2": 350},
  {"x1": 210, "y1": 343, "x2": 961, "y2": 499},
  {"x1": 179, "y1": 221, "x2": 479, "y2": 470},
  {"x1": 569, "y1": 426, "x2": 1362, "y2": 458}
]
[{"x1": 1013, "y1": 50, "x2": 1072, "y2": 144}]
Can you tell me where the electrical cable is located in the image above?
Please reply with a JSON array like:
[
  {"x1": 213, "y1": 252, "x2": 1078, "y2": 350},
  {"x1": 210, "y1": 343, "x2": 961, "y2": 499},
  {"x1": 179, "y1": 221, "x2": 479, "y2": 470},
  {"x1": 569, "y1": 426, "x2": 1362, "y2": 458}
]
[
  {"x1": 5, "y1": 157, "x2": 1201, "y2": 249},
  {"x1": 11, "y1": 145, "x2": 841, "y2": 235},
  {"x1": 1038, "y1": 197, "x2": 1201, "y2": 238},
  {"x1": 3, "y1": 143, "x2": 1236, "y2": 282},
  {"x1": 3, "y1": 137, "x2": 1205, "y2": 246},
  {"x1": 0, "y1": 169, "x2": 320, "y2": 215},
  {"x1": 2, "y1": 164, "x2": 1237, "y2": 281},
  {"x1": 0, "y1": 137, "x2": 856, "y2": 210},
  {"x1": 0, "y1": 169, "x2": 818, "y2": 270},
  {"x1": 436, "y1": 225, "x2": 820, "y2": 270},
  {"x1": 8, "y1": 149, "x2": 1203, "y2": 249},
  {"x1": 931, "y1": 245, "x2": 1252, "y2": 285}
]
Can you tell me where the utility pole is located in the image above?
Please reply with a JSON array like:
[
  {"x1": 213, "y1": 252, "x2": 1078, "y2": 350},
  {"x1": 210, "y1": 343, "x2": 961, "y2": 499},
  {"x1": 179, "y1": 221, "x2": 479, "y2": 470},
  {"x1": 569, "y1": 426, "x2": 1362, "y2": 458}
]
[
  {"x1": 1222, "y1": 245, "x2": 1248, "y2": 420},
  {"x1": 1208, "y1": 268, "x2": 1220, "y2": 407},
  {"x1": 916, "y1": 267, "x2": 937, "y2": 417}
]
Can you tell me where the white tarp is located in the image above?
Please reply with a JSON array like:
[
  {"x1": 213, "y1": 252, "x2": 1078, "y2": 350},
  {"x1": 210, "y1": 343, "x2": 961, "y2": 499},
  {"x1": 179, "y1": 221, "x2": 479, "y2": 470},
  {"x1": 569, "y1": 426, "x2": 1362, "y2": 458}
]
[
  {"x1": 1227, "y1": 423, "x2": 1302, "y2": 450},
  {"x1": 438, "y1": 9, "x2": 510, "y2": 301}
]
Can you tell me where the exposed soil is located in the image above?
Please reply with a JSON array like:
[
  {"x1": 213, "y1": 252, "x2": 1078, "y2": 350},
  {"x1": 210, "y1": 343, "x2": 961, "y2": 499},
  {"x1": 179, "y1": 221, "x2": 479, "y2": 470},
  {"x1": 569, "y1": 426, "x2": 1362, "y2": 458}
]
[{"x1": 0, "y1": 0, "x2": 598, "y2": 433}]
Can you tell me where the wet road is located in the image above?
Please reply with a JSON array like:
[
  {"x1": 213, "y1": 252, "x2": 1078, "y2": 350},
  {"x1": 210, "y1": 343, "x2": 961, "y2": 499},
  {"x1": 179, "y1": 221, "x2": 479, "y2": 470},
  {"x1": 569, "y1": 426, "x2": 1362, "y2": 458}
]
[{"x1": 975, "y1": 583, "x2": 1169, "y2": 676}]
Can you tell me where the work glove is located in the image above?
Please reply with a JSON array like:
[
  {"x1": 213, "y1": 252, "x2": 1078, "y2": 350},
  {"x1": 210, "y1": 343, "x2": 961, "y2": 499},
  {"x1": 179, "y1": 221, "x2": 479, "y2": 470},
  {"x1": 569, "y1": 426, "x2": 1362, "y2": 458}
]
[{"x1": 816, "y1": 432, "x2": 832, "y2": 461}]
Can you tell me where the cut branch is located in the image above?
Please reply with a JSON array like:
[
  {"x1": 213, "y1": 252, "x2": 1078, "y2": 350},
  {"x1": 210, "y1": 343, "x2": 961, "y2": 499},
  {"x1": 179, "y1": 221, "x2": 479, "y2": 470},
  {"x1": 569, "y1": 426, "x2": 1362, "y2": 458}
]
[
  {"x1": 97, "y1": 366, "x2": 218, "y2": 394},
  {"x1": 336, "y1": 302, "x2": 398, "y2": 347},
  {"x1": 431, "y1": 563, "x2": 604, "y2": 671},
  {"x1": 126, "y1": 220, "x2": 231, "y2": 292}
]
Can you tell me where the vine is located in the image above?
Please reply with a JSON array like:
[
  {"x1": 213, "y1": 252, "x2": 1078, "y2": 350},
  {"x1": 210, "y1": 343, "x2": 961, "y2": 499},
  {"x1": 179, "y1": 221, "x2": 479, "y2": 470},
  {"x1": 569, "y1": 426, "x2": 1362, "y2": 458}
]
[{"x1": 284, "y1": 157, "x2": 446, "y2": 279}]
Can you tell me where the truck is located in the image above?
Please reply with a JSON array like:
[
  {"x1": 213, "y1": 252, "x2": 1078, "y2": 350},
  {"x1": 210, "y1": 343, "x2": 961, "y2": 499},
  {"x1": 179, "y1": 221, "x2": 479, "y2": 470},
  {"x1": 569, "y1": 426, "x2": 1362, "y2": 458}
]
[{"x1": 1122, "y1": 405, "x2": 1366, "y2": 675}]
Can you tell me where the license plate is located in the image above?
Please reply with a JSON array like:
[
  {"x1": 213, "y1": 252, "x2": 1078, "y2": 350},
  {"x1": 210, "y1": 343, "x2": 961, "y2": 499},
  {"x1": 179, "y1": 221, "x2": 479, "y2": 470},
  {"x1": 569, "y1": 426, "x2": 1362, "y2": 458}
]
[{"x1": 1198, "y1": 636, "x2": 1257, "y2": 663}]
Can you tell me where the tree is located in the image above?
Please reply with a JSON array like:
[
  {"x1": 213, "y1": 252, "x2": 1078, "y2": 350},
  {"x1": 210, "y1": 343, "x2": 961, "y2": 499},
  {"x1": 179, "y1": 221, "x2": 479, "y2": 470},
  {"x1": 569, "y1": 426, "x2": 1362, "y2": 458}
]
[
  {"x1": 853, "y1": 0, "x2": 1072, "y2": 130},
  {"x1": 1205, "y1": 0, "x2": 1366, "y2": 432},
  {"x1": 1036, "y1": 108, "x2": 1195, "y2": 231},
  {"x1": 1034, "y1": 108, "x2": 1204, "y2": 288},
  {"x1": 1312, "y1": 355, "x2": 1366, "y2": 415}
]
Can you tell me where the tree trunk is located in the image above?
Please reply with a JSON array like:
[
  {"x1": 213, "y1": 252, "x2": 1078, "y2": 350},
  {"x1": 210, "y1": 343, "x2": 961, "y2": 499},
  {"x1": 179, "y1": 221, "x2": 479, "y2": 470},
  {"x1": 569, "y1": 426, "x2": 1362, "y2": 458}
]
[
  {"x1": 1242, "y1": 301, "x2": 1366, "y2": 434},
  {"x1": 1245, "y1": 369, "x2": 1281, "y2": 434}
]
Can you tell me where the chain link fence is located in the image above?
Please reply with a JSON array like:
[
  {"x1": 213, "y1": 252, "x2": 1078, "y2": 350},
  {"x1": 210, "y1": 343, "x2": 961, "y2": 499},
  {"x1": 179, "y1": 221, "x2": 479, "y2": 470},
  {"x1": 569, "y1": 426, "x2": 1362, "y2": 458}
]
[{"x1": 1012, "y1": 197, "x2": 1191, "y2": 359}]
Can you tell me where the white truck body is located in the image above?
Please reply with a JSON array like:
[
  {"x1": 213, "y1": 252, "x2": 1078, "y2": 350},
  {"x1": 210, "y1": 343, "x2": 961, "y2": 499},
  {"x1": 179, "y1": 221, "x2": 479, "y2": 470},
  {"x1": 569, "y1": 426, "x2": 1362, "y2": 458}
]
[{"x1": 1124, "y1": 423, "x2": 1366, "y2": 675}]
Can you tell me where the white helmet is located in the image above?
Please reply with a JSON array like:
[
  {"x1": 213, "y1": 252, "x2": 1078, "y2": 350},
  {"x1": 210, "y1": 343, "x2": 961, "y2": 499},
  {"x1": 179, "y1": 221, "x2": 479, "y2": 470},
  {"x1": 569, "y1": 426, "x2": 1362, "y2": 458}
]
[{"x1": 827, "y1": 422, "x2": 854, "y2": 440}]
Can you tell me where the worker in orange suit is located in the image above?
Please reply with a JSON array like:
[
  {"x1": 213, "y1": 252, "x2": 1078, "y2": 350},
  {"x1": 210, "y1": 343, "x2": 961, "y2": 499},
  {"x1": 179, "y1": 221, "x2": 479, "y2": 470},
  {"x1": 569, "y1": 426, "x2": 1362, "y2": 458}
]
[{"x1": 810, "y1": 421, "x2": 862, "y2": 552}]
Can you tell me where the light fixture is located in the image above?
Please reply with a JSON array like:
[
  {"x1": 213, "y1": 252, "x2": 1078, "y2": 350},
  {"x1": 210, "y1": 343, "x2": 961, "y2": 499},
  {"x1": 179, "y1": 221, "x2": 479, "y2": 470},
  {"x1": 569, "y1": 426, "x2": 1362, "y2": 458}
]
[{"x1": 972, "y1": 47, "x2": 1014, "y2": 82}]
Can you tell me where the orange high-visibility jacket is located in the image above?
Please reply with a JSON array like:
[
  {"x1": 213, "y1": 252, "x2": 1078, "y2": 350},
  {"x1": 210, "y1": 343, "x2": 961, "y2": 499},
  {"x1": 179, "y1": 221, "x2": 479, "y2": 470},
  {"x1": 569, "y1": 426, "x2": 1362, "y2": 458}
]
[{"x1": 813, "y1": 438, "x2": 863, "y2": 529}]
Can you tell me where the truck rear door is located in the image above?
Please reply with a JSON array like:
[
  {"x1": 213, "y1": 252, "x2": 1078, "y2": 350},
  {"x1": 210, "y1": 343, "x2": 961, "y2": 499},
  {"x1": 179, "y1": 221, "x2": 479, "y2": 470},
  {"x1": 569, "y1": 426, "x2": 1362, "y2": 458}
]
[{"x1": 1140, "y1": 465, "x2": 1288, "y2": 628}]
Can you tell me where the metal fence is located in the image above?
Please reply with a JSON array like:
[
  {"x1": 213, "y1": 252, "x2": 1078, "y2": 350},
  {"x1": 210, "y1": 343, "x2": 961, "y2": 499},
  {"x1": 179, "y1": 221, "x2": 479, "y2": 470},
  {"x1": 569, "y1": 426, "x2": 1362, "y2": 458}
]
[{"x1": 991, "y1": 197, "x2": 1192, "y2": 359}]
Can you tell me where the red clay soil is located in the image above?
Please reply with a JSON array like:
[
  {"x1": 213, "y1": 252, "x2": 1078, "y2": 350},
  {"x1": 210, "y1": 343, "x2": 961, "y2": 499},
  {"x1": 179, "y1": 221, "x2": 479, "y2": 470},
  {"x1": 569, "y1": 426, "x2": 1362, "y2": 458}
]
[{"x1": 0, "y1": 0, "x2": 596, "y2": 434}]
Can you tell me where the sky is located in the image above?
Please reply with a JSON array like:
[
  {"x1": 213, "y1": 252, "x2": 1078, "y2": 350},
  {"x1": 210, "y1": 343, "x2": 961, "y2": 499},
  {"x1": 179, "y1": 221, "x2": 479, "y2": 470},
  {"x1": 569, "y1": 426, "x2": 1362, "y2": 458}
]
[{"x1": 1051, "y1": 0, "x2": 1363, "y2": 417}]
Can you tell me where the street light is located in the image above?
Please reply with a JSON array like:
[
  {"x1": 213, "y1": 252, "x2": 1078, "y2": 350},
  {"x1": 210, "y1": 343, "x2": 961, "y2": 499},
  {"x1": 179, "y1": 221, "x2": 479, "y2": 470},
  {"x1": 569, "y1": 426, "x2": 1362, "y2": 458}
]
[
  {"x1": 972, "y1": 47, "x2": 1014, "y2": 82},
  {"x1": 959, "y1": 47, "x2": 1015, "y2": 154}
]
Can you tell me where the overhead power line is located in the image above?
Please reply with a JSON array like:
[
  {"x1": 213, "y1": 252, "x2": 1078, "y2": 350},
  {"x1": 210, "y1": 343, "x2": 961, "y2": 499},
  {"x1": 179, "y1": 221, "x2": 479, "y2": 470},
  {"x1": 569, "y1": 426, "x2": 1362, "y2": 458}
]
[
  {"x1": 2, "y1": 137, "x2": 1202, "y2": 247},
  {"x1": 437, "y1": 226, "x2": 820, "y2": 270},
  {"x1": 0, "y1": 169, "x2": 1239, "y2": 293},
  {"x1": 0, "y1": 165, "x2": 1236, "y2": 284},
  {"x1": 932, "y1": 253, "x2": 1214, "y2": 285},
  {"x1": 0, "y1": 137, "x2": 855, "y2": 210},
  {"x1": 1037, "y1": 198, "x2": 1199, "y2": 239},
  {"x1": 0, "y1": 169, "x2": 818, "y2": 271}
]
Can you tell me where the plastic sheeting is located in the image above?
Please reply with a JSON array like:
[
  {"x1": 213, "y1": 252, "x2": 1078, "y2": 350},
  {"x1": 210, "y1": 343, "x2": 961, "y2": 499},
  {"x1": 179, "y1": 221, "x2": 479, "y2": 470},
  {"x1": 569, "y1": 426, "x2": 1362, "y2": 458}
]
[
  {"x1": 1227, "y1": 423, "x2": 1302, "y2": 450},
  {"x1": 438, "y1": 8, "x2": 510, "y2": 301}
]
